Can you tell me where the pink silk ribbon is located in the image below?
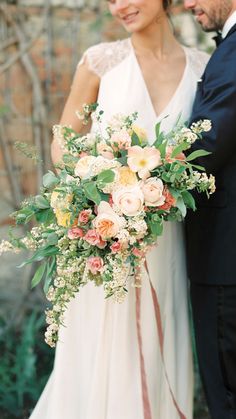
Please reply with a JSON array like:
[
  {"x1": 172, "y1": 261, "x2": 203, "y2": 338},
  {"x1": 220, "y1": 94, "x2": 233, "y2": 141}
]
[{"x1": 135, "y1": 260, "x2": 187, "y2": 419}]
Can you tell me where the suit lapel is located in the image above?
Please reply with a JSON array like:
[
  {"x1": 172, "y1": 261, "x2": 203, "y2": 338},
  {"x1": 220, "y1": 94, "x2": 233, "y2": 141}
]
[{"x1": 224, "y1": 23, "x2": 236, "y2": 41}]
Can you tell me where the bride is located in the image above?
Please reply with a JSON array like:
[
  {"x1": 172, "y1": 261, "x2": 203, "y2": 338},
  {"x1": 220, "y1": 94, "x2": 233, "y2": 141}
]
[{"x1": 30, "y1": 1, "x2": 209, "y2": 418}]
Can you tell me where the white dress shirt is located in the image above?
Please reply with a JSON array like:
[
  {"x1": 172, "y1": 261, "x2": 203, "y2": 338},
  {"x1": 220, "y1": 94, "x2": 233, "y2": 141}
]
[{"x1": 222, "y1": 10, "x2": 236, "y2": 38}]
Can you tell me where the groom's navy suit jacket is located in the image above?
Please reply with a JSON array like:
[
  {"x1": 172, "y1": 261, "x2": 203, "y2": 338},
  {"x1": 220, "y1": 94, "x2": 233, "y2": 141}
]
[{"x1": 186, "y1": 24, "x2": 236, "y2": 284}]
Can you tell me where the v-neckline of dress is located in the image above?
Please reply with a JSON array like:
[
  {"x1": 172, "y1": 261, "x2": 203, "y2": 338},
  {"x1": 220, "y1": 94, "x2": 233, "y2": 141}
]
[{"x1": 128, "y1": 38, "x2": 189, "y2": 122}]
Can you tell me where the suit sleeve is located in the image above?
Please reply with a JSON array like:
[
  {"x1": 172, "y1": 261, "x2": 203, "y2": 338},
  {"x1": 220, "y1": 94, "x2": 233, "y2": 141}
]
[{"x1": 189, "y1": 46, "x2": 236, "y2": 174}]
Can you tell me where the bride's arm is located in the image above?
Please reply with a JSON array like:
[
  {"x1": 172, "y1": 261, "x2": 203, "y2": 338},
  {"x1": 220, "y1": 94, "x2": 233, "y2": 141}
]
[{"x1": 51, "y1": 62, "x2": 100, "y2": 166}]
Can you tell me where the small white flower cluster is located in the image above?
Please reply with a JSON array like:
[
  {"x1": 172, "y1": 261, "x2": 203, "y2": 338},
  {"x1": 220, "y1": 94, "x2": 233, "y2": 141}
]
[
  {"x1": 127, "y1": 216, "x2": 148, "y2": 238},
  {"x1": 178, "y1": 170, "x2": 215, "y2": 194},
  {"x1": 91, "y1": 156, "x2": 121, "y2": 176},
  {"x1": 104, "y1": 254, "x2": 130, "y2": 303},
  {"x1": 45, "y1": 253, "x2": 86, "y2": 347},
  {"x1": 191, "y1": 119, "x2": 212, "y2": 134},
  {"x1": 0, "y1": 240, "x2": 21, "y2": 256},
  {"x1": 107, "y1": 113, "x2": 128, "y2": 132},
  {"x1": 173, "y1": 127, "x2": 198, "y2": 145},
  {"x1": 21, "y1": 236, "x2": 37, "y2": 251},
  {"x1": 52, "y1": 125, "x2": 71, "y2": 151}
]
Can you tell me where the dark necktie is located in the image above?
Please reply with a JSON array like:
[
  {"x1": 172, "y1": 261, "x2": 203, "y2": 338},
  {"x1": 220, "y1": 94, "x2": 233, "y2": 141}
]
[{"x1": 213, "y1": 32, "x2": 223, "y2": 47}]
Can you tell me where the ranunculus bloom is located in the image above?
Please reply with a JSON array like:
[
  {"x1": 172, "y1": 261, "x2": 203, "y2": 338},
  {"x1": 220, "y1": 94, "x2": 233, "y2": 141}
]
[
  {"x1": 132, "y1": 247, "x2": 145, "y2": 257},
  {"x1": 74, "y1": 155, "x2": 96, "y2": 179},
  {"x1": 78, "y1": 209, "x2": 92, "y2": 224},
  {"x1": 97, "y1": 141, "x2": 114, "y2": 160},
  {"x1": 110, "y1": 241, "x2": 122, "y2": 253},
  {"x1": 117, "y1": 166, "x2": 138, "y2": 186},
  {"x1": 84, "y1": 229, "x2": 101, "y2": 246},
  {"x1": 112, "y1": 185, "x2": 144, "y2": 216},
  {"x1": 165, "y1": 145, "x2": 186, "y2": 163},
  {"x1": 131, "y1": 124, "x2": 148, "y2": 143},
  {"x1": 93, "y1": 201, "x2": 125, "y2": 239},
  {"x1": 127, "y1": 146, "x2": 161, "y2": 179},
  {"x1": 87, "y1": 257, "x2": 104, "y2": 275},
  {"x1": 110, "y1": 129, "x2": 132, "y2": 150},
  {"x1": 140, "y1": 177, "x2": 165, "y2": 207},
  {"x1": 55, "y1": 209, "x2": 71, "y2": 227},
  {"x1": 158, "y1": 188, "x2": 176, "y2": 211},
  {"x1": 68, "y1": 227, "x2": 84, "y2": 240}
]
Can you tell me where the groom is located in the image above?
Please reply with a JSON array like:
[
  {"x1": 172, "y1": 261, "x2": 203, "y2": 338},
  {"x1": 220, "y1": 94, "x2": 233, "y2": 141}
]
[{"x1": 183, "y1": 1, "x2": 236, "y2": 418}]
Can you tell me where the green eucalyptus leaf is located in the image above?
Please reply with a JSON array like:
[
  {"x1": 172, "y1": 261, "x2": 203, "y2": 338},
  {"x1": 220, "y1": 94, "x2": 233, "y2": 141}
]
[
  {"x1": 35, "y1": 195, "x2": 50, "y2": 209},
  {"x1": 83, "y1": 182, "x2": 101, "y2": 205},
  {"x1": 97, "y1": 169, "x2": 115, "y2": 185},
  {"x1": 186, "y1": 149, "x2": 211, "y2": 162},
  {"x1": 182, "y1": 191, "x2": 196, "y2": 211},
  {"x1": 31, "y1": 263, "x2": 47, "y2": 289},
  {"x1": 131, "y1": 131, "x2": 141, "y2": 146},
  {"x1": 175, "y1": 197, "x2": 187, "y2": 217},
  {"x1": 43, "y1": 171, "x2": 59, "y2": 188}
]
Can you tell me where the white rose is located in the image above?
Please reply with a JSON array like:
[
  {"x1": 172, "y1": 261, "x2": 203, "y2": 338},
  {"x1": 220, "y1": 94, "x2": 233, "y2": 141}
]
[
  {"x1": 112, "y1": 185, "x2": 144, "y2": 216},
  {"x1": 74, "y1": 156, "x2": 96, "y2": 179},
  {"x1": 140, "y1": 177, "x2": 165, "y2": 207}
]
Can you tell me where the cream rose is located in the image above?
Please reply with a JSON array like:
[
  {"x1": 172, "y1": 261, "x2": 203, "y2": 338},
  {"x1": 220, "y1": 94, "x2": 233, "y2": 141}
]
[
  {"x1": 93, "y1": 201, "x2": 125, "y2": 239},
  {"x1": 140, "y1": 177, "x2": 165, "y2": 207},
  {"x1": 74, "y1": 155, "x2": 96, "y2": 179},
  {"x1": 112, "y1": 185, "x2": 144, "y2": 216}
]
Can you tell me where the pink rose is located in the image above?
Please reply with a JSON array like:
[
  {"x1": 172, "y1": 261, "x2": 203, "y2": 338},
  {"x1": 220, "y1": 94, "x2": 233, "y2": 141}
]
[
  {"x1": 110, "y1": 129, "x2": 131, "y2": 150},
  {"x1": 97, "y1": 141, "x2": 114, "y2": 160},
  {"x1": 132, "y1": 248, "x2": 145, "y2": 257},
  {"x1": 67, "y1": 227, "x2": 84, "y2": 240},
  {"x1": 87, "y1": 257, "x2": 104, "y2": 275},
  {"x1": 112, "y1": 185, "x2": 144, "y2": 216},
  {"x1": 84, "y1": 229, "x2": 101, "y2": 246},
  {"x1": 78, "y1": 151, "x2": 89, "y2": 158},
  {"x1": 93, "y1": 201, "x2": 125, "y2": 239},
  {"x1": 140, "y1": 177, "x2": 165, "y2": 207},
  {"x1": 110, "y1": 241, "x2": 122, "y2": 253},
  {"x1": 97, "y1": 237, "x2": 107, "y2": 249},
  {"x1": 165, "y1": 146, "x2": 186, "y2": 163},
  {"x1": 78, "y1": 209, "x2": 92, "y2": 224}
]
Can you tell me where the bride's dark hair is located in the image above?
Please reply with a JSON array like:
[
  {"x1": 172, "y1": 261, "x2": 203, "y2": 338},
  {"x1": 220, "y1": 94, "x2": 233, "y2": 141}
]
[{"x1": 163, "y1": 0, "x2": 172, "y2": 10}]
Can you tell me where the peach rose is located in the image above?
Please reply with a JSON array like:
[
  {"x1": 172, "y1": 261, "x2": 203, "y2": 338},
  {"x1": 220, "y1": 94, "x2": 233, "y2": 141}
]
[
  {"x1": 93, "y1": 201, "x2": 125, "y2": 239},
  {"x1": 140, "y1": 177, "x2": 165, "y2": 207},
  {"x1": 74, "y1": 155, "x2": 96, "y2": 179},
  {"x1": 87, "y1": 257, "x2": 104, "y2": 275},
  {"x1": 165, "y1": 146, "x2": 186, "y2": 163},
  {"x1": 68, "y1": 227, "x2": 84, "y2": 240},
  {"x1": 112, "y1": 185, "x2": 144, "y2": 216},
  {"x1": 110, "y1": 129, "x2": 132, "y2": 150},
  {"x1": 78, "y1": 209, "x2": 92, "y2": 224},
  {"x1": 117, "y1": 166, "x2": 138, "y2": 186},
  {"x1": 97, "y1": 141, "x2": 114, "y2": 160},
  {"x1": 127, "y1": 146, "x2": 162, "y2": 179}
]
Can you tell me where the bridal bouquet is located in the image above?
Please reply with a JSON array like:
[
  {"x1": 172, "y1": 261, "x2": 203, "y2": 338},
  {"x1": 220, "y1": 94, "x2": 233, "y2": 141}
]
[{"x1": 0, "y1": 106, "x2": 215, "y2": 347}]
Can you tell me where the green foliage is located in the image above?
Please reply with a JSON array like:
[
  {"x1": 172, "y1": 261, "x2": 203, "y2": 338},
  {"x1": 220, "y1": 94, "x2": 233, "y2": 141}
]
[{"x1": 0, "y1": 311, "x2": 54, "y2": 418}]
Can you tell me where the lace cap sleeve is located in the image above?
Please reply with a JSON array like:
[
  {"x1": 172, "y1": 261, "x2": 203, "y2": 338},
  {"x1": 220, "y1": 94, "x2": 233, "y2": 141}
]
[
  {"x1": 77, "y1": 39, "x2": 131, "y2": 78},
  {"x1": 186, "y1": 47, "x2": 210, "y2": 79}
]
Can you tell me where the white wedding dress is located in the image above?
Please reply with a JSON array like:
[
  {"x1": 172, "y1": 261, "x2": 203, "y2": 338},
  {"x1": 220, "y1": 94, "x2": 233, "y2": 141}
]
[{"x1": 30, "y1": 39, "x2": 208, "y2": 419}]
